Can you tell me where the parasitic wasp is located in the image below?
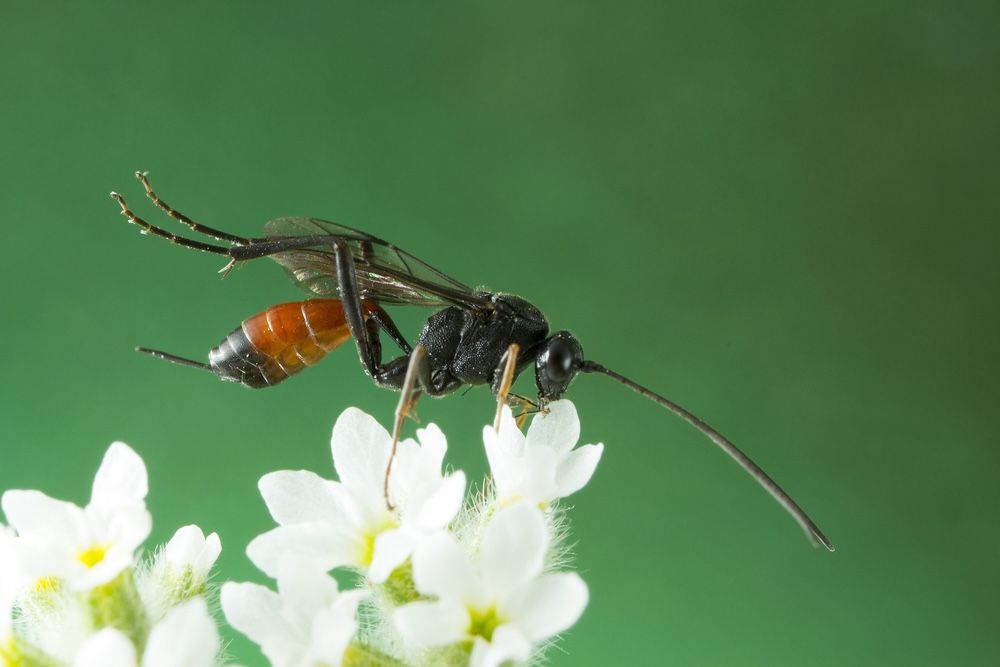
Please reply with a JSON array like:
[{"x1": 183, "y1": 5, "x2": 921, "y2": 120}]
[{"x1": 111, "y1": 172, "x2": 834, "y2": 551}]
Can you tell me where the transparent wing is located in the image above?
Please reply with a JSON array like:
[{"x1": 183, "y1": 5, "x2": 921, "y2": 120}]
[{"x1": 263, "y1": 217, "x2": 487, "y2": 309}]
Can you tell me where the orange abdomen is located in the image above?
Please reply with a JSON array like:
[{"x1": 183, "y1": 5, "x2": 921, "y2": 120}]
[{"x1": 209, "y1": 299, "x2": 376, "y2": 388}]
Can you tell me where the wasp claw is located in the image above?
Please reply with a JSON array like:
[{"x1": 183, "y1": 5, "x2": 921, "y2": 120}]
[
  {"x1": 110, "y1": 192, "x2": 128, "y2": 213},
  {"x1": 218, "y1": 258, "x2": 237, "y2": 276}
]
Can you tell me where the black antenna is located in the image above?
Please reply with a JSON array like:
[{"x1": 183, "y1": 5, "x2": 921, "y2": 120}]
[
  {"x1": 136, "y1": 347, "x2": 212, "y2": 372},
  {"x1": 581, "y1": 361, "x2": 834, "y2": 551}
]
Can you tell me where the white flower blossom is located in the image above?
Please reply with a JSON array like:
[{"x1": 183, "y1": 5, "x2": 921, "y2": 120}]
[
  {"x1": 394, "y1": 503, "x2": 589, "y2": 667},
  {"x1": 0, "y1": 403, "x2": 599, "y2": 666},
  {"x1": 74, "y1": 597, "x2": 220, "y2": 667},
  {"x1": 484, "y1": 400, "x2": 603, "y2": 508},
  {"x1": 247, "y1": 407, "x2": 466, "y2": 583},
  {"x1": 141, "y1": 525, "x2": 222, "y2": 622},
  {"x1": 1, "y1": 442, "x2": 152, "y2": 591},
  {"x1": 162, "y1": 525, "x2": 221, "y2": 582},
  {"x1": 0, "y1": 524, "x2": 14, "y2": 640},
  {"x1": 222, "y1": 562, "x2": 365, "y2": 667}
]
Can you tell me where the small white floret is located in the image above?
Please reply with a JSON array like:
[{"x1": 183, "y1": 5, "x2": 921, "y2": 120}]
[
  {"x1": 163, "y1": 525, "x2": 222, "y2": 581},
  {"x1": 484, "y1": 400, "x2": 604, "y2": 507},
  {"x1": 247, "y1": 408, "x2": 465, "y2": 584},
  {"x1": 395, "y1": 503, "x2": 589, "y2": 667},
  {"x1": 1, "y1": 442, "x2": 152, "y2": 591},
  {"x1": 222, "y1": 561, "x2": 364, "y2": 667}
]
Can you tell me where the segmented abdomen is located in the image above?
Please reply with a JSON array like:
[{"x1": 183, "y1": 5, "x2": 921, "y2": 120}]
[{"x1": 209, "y1": 299, "x2": 367, "y2": 388}]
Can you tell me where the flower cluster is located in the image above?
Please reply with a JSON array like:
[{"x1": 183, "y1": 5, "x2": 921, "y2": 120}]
[
  {"x1": 0, "y1": 443, "x2": 223, "y2": 666},
  {"x1": 223, "y1": 400, "x2": 603, "y2": 667},
  {"x1": 0, "y1": 399, "x2": 603, "y2": 667}
]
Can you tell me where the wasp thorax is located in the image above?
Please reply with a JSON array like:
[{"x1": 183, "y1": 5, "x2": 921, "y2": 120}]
[{"x1": 535, "y1": 331, "x2": 584, "y2": 400}]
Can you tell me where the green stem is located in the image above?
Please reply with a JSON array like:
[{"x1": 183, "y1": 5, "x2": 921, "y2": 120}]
[
  {"x1": 87, "y1": 569, "x2": 150, "y2": 650},
  {"x1": 377, "y1": 560, "x2": 425, "y2": 607},
  {"x1": 342, "y1": 641, "x2": 408, "y2": 667}
]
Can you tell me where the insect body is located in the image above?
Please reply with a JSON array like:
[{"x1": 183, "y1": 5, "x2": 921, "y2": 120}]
[
  {"x1": 207, "y1": 299, "x2": 376, "y2": 388},
  {"x1": 112, "y1": 172, "x2": 834, "y2": 551}
]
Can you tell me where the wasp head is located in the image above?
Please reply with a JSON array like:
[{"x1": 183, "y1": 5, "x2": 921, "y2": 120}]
[{"x1": 535, "y1": 331, "x2": 584, "y2": 401}]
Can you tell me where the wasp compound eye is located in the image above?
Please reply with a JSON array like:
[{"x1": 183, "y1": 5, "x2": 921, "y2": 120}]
[{"x1": 535, "y1": 331, "x2": 584, "y2": 399}]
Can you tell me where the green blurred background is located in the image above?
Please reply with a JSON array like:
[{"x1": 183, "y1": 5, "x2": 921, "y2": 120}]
[{"x1": 1, "y1": 1, "x2": 997, "y2": 664}]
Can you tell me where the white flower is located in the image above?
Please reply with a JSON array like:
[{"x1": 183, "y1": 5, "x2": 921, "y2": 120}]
[
  {"x1": 484, "y1": 400, "x2": 603, "y2": 508},
  {"x1": 247, "y1": 407, "x2": 466, "y2": 583},
  {"x1": 142, "y1": 525, "x2": 222, "y2": 621},
  {"x1": 221, "y1": 562, "x2": 365, "y2": 667},
  {"x1": 1, "y1": 442, "x2": 152, "y2": 591},
  {"x1": 74, "y1": 597, "x2": 220, "y2": 667},
  {"x1": 394, "y1": 503, "x2": 589, "y2": 667},
  {"x1": 162, "y1": 525, "x2": 221, "y2": 583},
  {"x1": 0, "y1": 524, "x2": 14, "y2": 639}
]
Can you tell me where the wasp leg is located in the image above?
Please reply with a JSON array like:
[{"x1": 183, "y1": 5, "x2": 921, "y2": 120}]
[
  {"x1": 506, "y1": 392, "x2": 539, "y2": 429},
  {"x1": 111, "y1": 192, "x2": 239, "y2": 256},
  {"x1": 328, "y1": 240, "x2": 435, "y2": 394},
  {"x1": 111, "y1": 191, "x2": 373, "y2": 278},
  {"x1": 492, "y1": 343, "x2": 521, "y2": 431},
  {"x1": 385, "y1": 345, "x2": 428, "y2": 509},
  {"x1": 368, "y1": 304, "x2": 412, "y2": 354},
  {"x1": 135, "y1": 171, "x2": 249, "y2": 244},
  {"x1": 333, "y1": 239, "x2": 385, "y2": 379}
]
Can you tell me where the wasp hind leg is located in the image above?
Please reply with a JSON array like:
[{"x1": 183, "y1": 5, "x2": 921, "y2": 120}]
[
  {"x1": 135, "y1": 171, "x2": 250, "y2": 244},
  {"x1": 384, "y1": 345, "x2": 429, "y2": 510},
  {"x1": 110, "y1": 191, "x2": 242, "y2": 271}
]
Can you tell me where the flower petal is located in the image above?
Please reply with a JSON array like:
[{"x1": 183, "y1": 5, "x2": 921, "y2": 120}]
[
  {"x1": 502, "y1": 572, "x2": 588, "y2": 641},
  {"x1": 0, "y1": 526, "x2": 15, "y2": 633},
  {"x1": 331, "y1": 407, "x2": 392, "y2": 490},
  {"x1": 404, "y1": 471, "x2": 466, "y2": 532},
  {"x1": 7, "y1": 533, "x2": 72, "y2": 582},
  {"x1": 526, "y1": 400, "x2": 580, "y2": 457},
  {"x1": 469, "y1": 626, "x2": 533, "y2": 667},
  {"x1": 307, "y1": 589, "x2": 366, "y2": 665},
  {"x1": 100, "y1": 504, "x2": 152, "y2": 556},
  {"x1": 2, "y1": 490, "x2": 86, "y2": 547},
  {"x1": 412, "y1": 532, "x2": 487, "y2": 608},
  {"x1": 414, "y1": 423, "x2": 448, "y2": 471},
  {"x1": 221, "y1": 582, "x2": 291, "y2": 652},
  {"x1": 74, "y1": 628, "x2": 137, "y2": 667},
  {"x1": 91, "y1": 442, "x2": 148, "y2": 510},
  {"x1": 143, "y1": 598, "x2": 220, "y2": 667},
  {"x1": 276, "y1": 561, "x2": 340, "y2": 626},
  {"x1": 163, "y1": 525, "x2": 221, "y2": 579},
  {"x1": 513, "y1": 446, "x2": 559, "y2": 505},
  {"x1": 483, "y1": 416, "x2": 525, "y2": 502},
  {"x1": 72, "y1": 548, "x2": 134, "y2": 590},
  {"x1": 367, "y1": 528, "x2": 414, "y2": 584},
  {"x1": 480, "y1": 504, "x2": 547, "y2": 596},
  {"x1": 330, "y1": 408, "x2": 392, "y2": 518},
  {"x1": 554, "y1": 443, "x2": 604, "y2": 498},
  {"x1": 394, "y1": 599, "x2": 470, "y2": 647},
  {"x1": 247, "y1": 523, "x2": 360, "y2": 577},
  {"x1": 258, "y1": 470, "x2": 347, "y2": 525}
]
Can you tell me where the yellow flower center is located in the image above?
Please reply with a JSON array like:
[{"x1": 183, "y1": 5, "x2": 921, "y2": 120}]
[
  {"x1": 358, "y1": 517, "x2": 398, "y2": 567},
  {"x1": 32, "y1": 576, "x2": 60, "y2": 594},
  {"x1": 77, "y1": 544, "x2": 108, "y2": 568},
  {"x1": 467, "y1": 606, "x2": 503, "y2": 642},
  {"x1": 1, "y1": 637, "x2": 23, "y2": 667}
]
